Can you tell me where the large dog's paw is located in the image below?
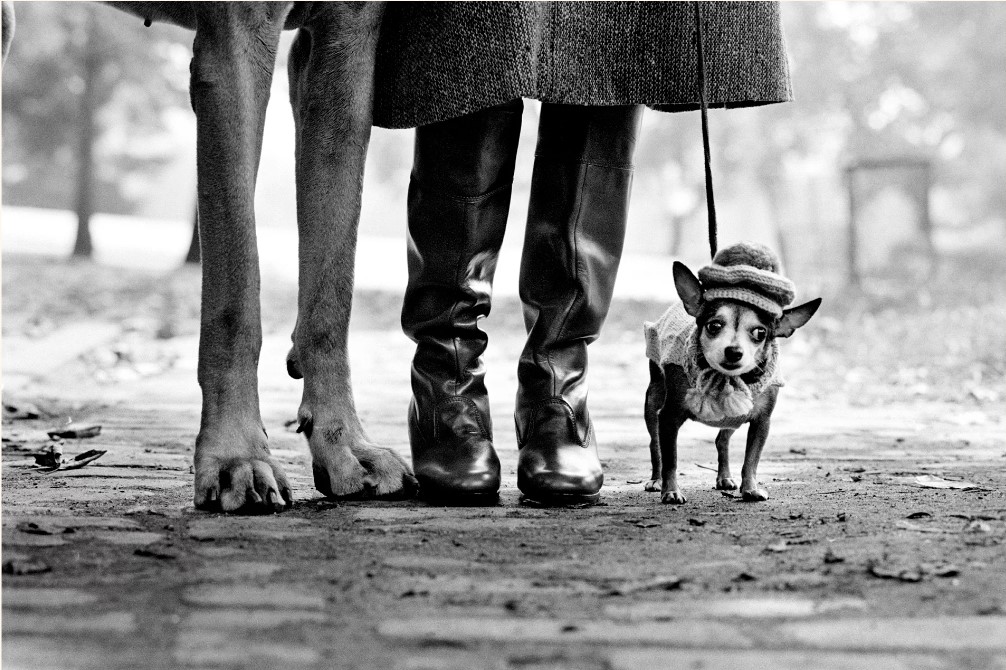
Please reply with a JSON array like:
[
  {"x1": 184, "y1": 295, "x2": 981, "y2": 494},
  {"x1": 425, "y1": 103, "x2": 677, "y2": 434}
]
[
  {"x1": 352, "y1": 443, "x2": 418, "y2": 498},
  {"x1": 194, "y1": 429, "x2": 292, "y2": 514},
  {"x1": 715, "y1": 476, "x2": 738, "y2": 491},
  {"x1": 304, "y1": 413, "x2": 417, "y2": 500},
  {"x1": 644, "y1": 479, "x2": 660, "y2": 492},
  {"x1": 661, "y1": 488, "x2": 687, "y2": 505},
  {"x1": 741, "y1": 486, "x2": 769, "y2": 502},
  {"x1": 312, "y1": 444, "x2": 417, "y2": 500}
]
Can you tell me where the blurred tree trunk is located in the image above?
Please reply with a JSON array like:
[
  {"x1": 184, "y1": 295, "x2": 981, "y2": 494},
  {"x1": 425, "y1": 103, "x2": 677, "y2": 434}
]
[
  {"x1": 71, "y1": 16, "x2": 99, "y2": 259},
  {"x1": 184, "y1": 202, "x2": 201, "y2": 264}
]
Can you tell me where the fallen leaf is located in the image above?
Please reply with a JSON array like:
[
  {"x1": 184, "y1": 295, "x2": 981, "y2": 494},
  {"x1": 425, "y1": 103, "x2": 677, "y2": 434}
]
[
  {"x1": 625, "y1": 479, "x2": 643, "y2": 485},
  {"x1": 911, "y1": 475, "x2": 982, "y2": 490},
  {"x1": 15, "y1": 522, "x2": 56, "y2": 535},
  {"x1": 895, "y1": 520, "x2": 952, "y2": 534},
  {"x1": 766, "y1": 541, "x2": 789, "y2": 553},
  {"x1": 36, "y1": 449, "x2": 107, "y2": 473},
  {"x1": 2, "y1": 558, "x2": 52, "y2": 575},
  {"x1": 32, "y1": 444, "x2": 62, "y2": 469},
  {"x1": 59, "y1": 449, "x2": 107, "y2": 470},
  {"x1": 3, "y1": 400, "x2": 41, "y2": 420},
  {"x1": 869, "y1": 563, "x2": 923, "y2": 582},
  {"x1": 606, "y1": 575, "x2": 683, "y2": 596},
  {"x1": 47, "y1": 424, "x2": 102, "y2": 440},
  {"x1": 906, "y1": 511, "x2": 933, "y2": 519},
  {"x1": 134, "y1": 544, "x2": 181, "y2": 560}
]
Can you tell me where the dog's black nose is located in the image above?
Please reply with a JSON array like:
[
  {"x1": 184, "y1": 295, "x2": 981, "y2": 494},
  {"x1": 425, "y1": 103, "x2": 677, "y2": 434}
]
[{"x1": 724, "y1": 346, "x2": 743, "y2": 363}]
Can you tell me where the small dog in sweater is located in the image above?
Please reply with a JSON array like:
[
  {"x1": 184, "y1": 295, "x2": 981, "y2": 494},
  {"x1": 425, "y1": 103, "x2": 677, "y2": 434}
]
[{"x1": 643, "y1": 242, "x2": 821, "y2": 504}]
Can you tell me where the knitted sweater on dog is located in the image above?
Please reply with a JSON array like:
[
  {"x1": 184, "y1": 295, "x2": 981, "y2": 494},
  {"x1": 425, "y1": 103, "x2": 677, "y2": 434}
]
[{"x1": 644, "y1": 303, "x2": 783, "y2": 428}]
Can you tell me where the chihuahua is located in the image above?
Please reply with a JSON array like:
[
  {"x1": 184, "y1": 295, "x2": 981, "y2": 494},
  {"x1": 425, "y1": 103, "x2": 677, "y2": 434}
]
[{"x1": 643, "y1": 243, "x2": 821, "y2": 504}]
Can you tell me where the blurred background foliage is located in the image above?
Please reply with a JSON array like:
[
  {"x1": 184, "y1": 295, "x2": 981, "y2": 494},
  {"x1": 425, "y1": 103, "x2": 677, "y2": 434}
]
[
  {"x1": 2, "y1": 3, "x2": 189, "y2": 254},
  {"x1": 2, "y1": 2, "x2": 1004, "y2": 286}
]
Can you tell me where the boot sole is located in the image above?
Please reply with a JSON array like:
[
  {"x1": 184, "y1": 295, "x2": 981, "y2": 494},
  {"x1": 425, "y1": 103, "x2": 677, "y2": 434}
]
[
  {"x1": 518, "y1": 491, "x2": 601, "y2": 508},
  {"x1": 417, "y1": 480, "x2": 500, "y2": 507}
]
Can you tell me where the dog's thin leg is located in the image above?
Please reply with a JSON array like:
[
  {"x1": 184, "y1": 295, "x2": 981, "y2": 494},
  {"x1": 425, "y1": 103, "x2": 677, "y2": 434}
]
[
  {"x1": 288, "y1": 4, "x2": 414, "y2": 499},
  {"x1": 189, "y1": 5, "x2": 290, "y2": 513},
  {"x1": 658, "y1": 404, "x2": 687, "y2": 505},
  {"x1": 644, "y1": 360, "x2": 664, "y2": 492},
  {"x1": 715, "y1": 428, "x2": 737, "y2": 490},
  {"x1": 741, "y1": 388, "x2": 778, "y2": 501}
]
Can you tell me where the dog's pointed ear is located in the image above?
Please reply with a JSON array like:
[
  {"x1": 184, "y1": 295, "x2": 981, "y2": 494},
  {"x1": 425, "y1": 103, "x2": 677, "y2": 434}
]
[
  {"x1": 673, "y1": 261, "x2": 704, "y2": 317},
  {"x1": 775, "y1": 298, "x2": 822, "y2": 338}
]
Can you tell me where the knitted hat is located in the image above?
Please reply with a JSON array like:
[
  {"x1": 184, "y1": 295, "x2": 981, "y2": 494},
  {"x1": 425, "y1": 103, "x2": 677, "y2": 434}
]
[{"x1": 697, "y1": 242, "x2": 795, "y2": 317}]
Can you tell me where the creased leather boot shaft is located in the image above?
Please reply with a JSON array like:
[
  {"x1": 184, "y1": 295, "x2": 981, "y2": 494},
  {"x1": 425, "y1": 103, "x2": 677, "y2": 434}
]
[
  {"x1": 516, "y1": 103, "x2": 643, "y2": 505},
  {"x1": 403, "y1": 99, "x2": 523, "y2": 503}
]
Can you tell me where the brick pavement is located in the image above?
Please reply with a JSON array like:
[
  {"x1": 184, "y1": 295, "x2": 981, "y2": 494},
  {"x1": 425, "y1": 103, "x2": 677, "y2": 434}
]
[{"x1": 3, "y1": 315, "x2": 1006, "y2": 669}]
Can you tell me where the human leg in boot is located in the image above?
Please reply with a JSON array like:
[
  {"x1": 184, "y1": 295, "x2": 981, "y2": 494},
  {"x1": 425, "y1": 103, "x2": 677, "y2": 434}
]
[
  {"x1": 402, "y1": 99, "x2": 523, "y2": 504},
  {"x1": 516, "y1": 103, "x2": 643, "y2": 506}
]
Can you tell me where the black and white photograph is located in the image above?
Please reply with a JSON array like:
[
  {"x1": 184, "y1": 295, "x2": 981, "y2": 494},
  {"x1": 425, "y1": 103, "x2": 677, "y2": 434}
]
[{"x1": 2, "y1": 1, "x2": 1004, "y2": 668}]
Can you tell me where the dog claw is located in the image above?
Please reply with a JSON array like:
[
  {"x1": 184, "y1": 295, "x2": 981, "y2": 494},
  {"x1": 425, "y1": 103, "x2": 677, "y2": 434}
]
[
  {"x1": 644, "y1": 480, "x2": 660, "y2": 492},
  {"x1": 741, "y1": 487, "x2": 769, "y2": 502},
  {"x1": 194, "y1": 447, "x2": 291, "y2": 514},
  {"x1": 716, "y1": 478, "x2": 737, "y2": 491},
  {"x1": 661, "y1": 490, "x2": 687, "y2": 504}
]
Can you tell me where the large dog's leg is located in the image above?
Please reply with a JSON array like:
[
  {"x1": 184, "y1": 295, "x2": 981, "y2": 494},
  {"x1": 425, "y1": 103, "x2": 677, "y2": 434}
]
[
  {"x1": 189, "y1": 4, "x2": 291, "y2": 512},
  {"x1": 287, "y1": 3, "x2": 415, "y2": 499}
]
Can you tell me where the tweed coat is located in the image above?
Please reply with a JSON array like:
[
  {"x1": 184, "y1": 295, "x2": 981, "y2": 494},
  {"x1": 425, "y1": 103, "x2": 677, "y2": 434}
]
[{"x1": 373, "y1": 1, "x2": 792, "y2": 129}]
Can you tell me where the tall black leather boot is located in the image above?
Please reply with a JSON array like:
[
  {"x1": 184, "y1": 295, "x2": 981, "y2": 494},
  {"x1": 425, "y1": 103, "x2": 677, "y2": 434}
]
[
  {"x1": 516, "y1": 103, "x2": 643, "y2": 506},
  {"x1": 402, "y1": 99, "x2": 523, "y2": 504}
]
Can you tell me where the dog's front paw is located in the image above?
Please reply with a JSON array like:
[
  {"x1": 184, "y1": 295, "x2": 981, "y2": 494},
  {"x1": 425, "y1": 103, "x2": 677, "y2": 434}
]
[
  {"x1": 352, "y1": 443, "x2": 418, "y2": 499},
  {"x1": 716, "y1": 476, "x2": 737, "y2": 491},
  {"x1": 661, "y1": 489, "x2": 687, "y2": 504},
  {"x1": 305, "y1": 413, "x2": 416, "y2": 500},
  {"x1": 741, "y1": 486, "x2": 769, "y2": 502},
  {"x1": 194, "y1": 427, "x2": 292, "y2": 514},
  {"x1": 312, "y1": 446, "x2": 369, "y2": 498},
  {"x1": 644, "y1": 479, "x2": 660, "y2": 492}
]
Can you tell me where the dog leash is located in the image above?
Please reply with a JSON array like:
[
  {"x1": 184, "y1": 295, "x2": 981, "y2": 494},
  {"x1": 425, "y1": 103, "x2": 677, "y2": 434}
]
[{"x1": 693, "y1": 1, "x2": 717, "y2": 259}]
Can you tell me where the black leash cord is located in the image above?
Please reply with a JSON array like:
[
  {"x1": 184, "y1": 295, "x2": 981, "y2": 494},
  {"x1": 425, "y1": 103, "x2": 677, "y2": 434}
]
[{"x1": 694, "y1": 1, "x2": 717, "y2": 259}]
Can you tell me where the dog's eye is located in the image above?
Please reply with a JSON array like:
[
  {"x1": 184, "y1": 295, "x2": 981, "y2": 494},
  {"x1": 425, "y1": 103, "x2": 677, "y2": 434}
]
[
  {"x1": 751, "y1": 327, "x2": 767, "y2": 343},
  {"x1": 705, "y1": 322, "x2": 723, "y2": 336}
]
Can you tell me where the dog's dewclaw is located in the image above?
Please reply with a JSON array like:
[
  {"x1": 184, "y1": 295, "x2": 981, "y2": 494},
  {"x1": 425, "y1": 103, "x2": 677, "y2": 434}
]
[{"x1": 47, "y1": 424, "x2": 101, "y2": 440}]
